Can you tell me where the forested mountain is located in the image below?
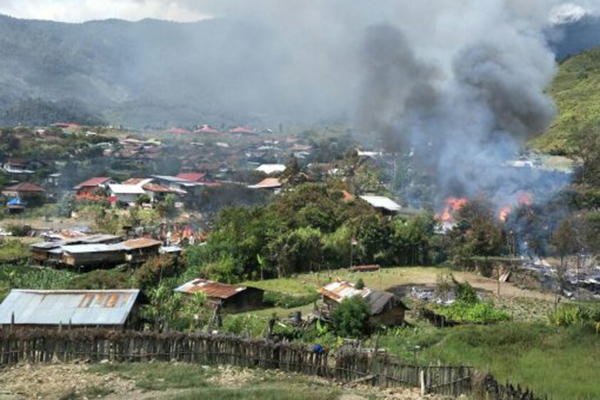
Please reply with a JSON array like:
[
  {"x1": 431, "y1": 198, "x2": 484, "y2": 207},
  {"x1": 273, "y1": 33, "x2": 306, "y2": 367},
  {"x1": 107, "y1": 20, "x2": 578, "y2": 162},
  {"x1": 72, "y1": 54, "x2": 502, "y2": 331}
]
[
  {"x1": 532, "y1": 45, "x2": 600, "y2": 154},
  {"x1": 0, "y1": 14, "x2": 597, "y2": 129}
]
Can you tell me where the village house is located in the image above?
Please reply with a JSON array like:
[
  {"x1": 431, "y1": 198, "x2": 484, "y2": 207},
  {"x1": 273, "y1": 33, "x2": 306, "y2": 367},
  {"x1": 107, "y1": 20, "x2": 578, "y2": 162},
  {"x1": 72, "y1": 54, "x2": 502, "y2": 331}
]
[
  {"x1": 318, "y1": 281, "x2": 408, "y2": 327},
  {"x1": 248, "y1": 178, "x2": 283, "y2": 191},
  {"x1": 30, "y1": 236, "x2": 162, "y2": 269},
  {"x1": 256, "y1": 164, "x2": 286, "y2": 175},
  {"x1": 359, "y1": 195, "x2": 402, "y2": 216},
  {"x1": 74, "y1": 177, "x2": 117, "y2": 200},
  {"x1": 2, "y1": 182, "x2": 45, "y2": 200},
  {"x1": 175, "y1": 279, "x2": 264, "y2": 313},
  {"x1": 0, "y1": 289, "x2": 141, "y2": 330},
  {"x1": 108, "y1": 183, "x2": 147, "y2": 204}
]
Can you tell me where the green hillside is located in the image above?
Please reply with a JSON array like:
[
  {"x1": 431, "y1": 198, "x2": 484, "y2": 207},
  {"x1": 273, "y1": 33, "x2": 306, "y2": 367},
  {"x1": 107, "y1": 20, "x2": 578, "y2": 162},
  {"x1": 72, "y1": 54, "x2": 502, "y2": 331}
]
[{"x1": 532, "y1": 46, "x2": 600, "y2": 154}]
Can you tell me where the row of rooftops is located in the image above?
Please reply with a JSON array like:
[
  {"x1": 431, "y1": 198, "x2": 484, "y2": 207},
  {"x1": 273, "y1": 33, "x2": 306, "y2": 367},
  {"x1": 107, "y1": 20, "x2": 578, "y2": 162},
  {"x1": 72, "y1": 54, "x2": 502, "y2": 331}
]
[{"x1": 0, "y1": 278, "x2": 406, "y2": 327}]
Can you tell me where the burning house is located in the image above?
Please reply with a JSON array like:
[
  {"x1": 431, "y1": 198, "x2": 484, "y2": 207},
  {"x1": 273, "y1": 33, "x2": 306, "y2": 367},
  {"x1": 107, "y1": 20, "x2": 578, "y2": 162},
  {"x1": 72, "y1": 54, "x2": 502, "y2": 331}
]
[
  {"x1": 175, "y1": 279, "x2": 264, "y2": 313},
  {"x1": 0, "y1": 289, "x2": 141, "y2": 330},
  {"x1": 318, "y1": 281, "x2": 408, "y2": 327}
]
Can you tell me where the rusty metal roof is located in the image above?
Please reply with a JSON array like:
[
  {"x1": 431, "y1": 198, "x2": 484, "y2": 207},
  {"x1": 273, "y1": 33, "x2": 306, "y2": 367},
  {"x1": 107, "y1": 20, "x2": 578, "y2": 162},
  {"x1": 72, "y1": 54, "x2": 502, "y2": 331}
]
[
  {"x1": 319, "y1": 281, "x2": 370, "y2": 302},
  {"x1": 123, "y1": 238, "x2": 162, "y2": 250},
  {"x1": 0, "y1": 289, "x2": 140, "y2": 326},
  {"x1": 318, "y1": 281, "x2": 406, "y2": 315},
  {"x1": 175, "y1": 279, "x2": 254, "y2": 299}
]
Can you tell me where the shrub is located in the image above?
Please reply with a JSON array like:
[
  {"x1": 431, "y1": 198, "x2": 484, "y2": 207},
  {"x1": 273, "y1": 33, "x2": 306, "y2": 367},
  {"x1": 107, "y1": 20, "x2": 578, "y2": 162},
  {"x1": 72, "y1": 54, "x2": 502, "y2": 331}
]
[
  {"x1": 134, "y1": 255, "x2": 181, "y2": 291},
  {"x1": 263, "y1": 291, "x2": 320, "y2": 309},
  {"x1": 547, "y1": 304, "x2": 600, "y2": 327},
  {"x1": 73, "y1": 269, "x2": 132, "y2": 290},
  {"x1": 331, "y1": 296, "x2": 371, "y2": 338},
  {"x1": 5, "y1": 224, "x2": 32, "y2": 237}
]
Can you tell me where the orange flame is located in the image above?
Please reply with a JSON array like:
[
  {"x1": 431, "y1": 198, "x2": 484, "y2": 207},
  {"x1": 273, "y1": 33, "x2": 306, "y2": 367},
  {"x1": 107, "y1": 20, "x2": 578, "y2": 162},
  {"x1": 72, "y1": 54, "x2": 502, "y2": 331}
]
[
  {"x1": 440, "y1": 198, "x2": 468, "y2": 223},
  {"x1": 498, "y1": 206, "x2": 511, "y2": 222},
  {"x1": 518, "y1": 191, "x2": 533, "y2": 205}
]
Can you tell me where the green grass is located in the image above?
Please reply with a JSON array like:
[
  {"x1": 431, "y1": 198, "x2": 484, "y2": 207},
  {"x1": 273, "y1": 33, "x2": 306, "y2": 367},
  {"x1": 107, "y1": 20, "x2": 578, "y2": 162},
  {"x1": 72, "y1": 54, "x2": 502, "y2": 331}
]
[
  {"x1": 0, "y1": 240, "x2": 30, "y2": 262},
  {"x1": 378, "y1": 322, "x2": 600, "y2": 400},
  {"x1": 531, "y1": 46, "x2": 600, "y2": 154},
  {"x1": 89, "y1": 363, "x2": 214, "y2": 391}
]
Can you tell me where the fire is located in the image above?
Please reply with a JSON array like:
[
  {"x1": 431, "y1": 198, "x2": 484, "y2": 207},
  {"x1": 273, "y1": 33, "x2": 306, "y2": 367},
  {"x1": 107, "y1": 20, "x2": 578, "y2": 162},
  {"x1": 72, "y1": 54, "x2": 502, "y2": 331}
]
[
  {"x1": 518, "y1": 191, "x2": 533, "y2": 205},
  {"x1": 498, "y1": 206, "x2": 511, "y2": 222},
  {"x1": 440, "y1": 198, "x2": 468, "y2": 223}
]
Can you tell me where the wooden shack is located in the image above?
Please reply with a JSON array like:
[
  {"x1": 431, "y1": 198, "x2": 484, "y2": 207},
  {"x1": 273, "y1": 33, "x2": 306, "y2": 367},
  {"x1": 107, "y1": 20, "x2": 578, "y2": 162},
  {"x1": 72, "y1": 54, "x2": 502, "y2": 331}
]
[
  {"x1": 0, "y1": 289, "x2": 141, "y2": 329},
  {"x1": 319, "y1": 280, "x2": 408, "y2": 327},
  {"x1": 175, "y1": 279, "x2": 264, "y2": 313}
]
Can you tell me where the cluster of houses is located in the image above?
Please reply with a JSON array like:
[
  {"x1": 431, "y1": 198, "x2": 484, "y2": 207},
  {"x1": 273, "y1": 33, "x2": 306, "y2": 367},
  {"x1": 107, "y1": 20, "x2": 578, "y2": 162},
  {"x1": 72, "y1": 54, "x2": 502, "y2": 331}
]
[
  {"x1": 0, "y1": 277, "x2": 408, "y2": 331},
  {"x1": 30, "y1": 234, "x2": 169, "y2": 270}
]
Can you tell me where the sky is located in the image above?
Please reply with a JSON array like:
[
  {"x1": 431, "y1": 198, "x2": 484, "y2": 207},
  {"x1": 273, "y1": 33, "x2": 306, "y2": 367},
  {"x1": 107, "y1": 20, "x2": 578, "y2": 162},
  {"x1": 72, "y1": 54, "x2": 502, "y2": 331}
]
[
  {"x1": 0, "y1": 0, "x2": 597, "y2": 23},
  {"x1": 0, "y1": 0, "x2": 212, "y2": 22}
]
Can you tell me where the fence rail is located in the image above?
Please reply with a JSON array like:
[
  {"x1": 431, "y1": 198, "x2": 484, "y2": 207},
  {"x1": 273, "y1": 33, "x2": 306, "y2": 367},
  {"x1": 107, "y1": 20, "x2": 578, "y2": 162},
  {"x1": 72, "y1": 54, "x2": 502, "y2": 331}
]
[{"x1": 0, "y1": 329, "x2": 544, "y2": 399}]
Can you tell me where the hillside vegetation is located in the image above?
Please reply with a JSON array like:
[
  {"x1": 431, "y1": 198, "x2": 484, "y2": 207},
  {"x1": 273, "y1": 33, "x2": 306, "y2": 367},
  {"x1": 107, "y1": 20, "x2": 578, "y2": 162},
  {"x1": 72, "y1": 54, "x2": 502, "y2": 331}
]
[{"x1": 533, "y1": 45, "x2": 600, "y2": 154}]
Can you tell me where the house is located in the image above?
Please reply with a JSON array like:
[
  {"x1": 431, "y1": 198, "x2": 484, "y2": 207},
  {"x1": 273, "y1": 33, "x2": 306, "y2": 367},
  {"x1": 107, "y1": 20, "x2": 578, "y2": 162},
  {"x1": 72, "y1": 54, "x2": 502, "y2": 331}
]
[
  {"x1": 2, "y1": 159, "x2": 34, "y2": 180},
  {"x1": 122, "y1": 238, "x2": 162, "y2": 265},
  {"x1": 108, "y1": 184, "x2": 147, "y2": 204},
  {"x1": 318, "y1": 281, "x2": 408, "y2": 327},
  {"x1": 359, "y1": 195, "x2": 402, "y2": 215},
  {"x1": 31, "y1": 236, "x2": 161, "y2": 269},
  {"x1": 75, "y1": 177, "x2": 116, "y2": 200},
  {"x1": 176, "y1": 172, "x2": 207, "y2": 183},
  {"x1": 30, "y1": 234, "x2": 122, "y2": 265},
  {"x1": 256, "y1": 164, "x2": 286, "y2": 175},
  {"x1": 2, "y1": 182, "x2": 45, "y2": 200},
  {"x1": 195, "y1": 124, "x2": 220, "y2": 134},
  {"x1": 175, "y1": 279, "x2": 264, "y2": 313},
  {"x1": 229, "y1": 126, "x2": 257, "y2": 135},
  {"x1": 248, "y1": 178, "x2": 282, "y2": 190},
  {"x1": 0, "y1": 289, "x2": 141, "y2": 329}
]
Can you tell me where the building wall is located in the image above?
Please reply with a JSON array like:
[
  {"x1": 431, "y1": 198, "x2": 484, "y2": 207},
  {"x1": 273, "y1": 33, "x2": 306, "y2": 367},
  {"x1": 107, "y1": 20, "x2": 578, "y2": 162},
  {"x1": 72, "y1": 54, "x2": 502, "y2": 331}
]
[{"x1": 220, "y1": 289, "x2": 264, "y2": 313}]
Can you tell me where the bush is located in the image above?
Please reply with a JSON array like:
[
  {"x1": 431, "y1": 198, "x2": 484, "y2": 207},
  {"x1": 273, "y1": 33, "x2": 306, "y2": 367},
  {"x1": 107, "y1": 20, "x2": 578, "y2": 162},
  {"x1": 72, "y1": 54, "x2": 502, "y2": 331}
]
[
  {"x1": 263, "y1": 291, "x2": 320, "y2": 309},
  {"x1": 547, "y1": 304, "x2": 600, "y2": 327},
  {"x1": 331, "y1": 296, "x2": 371, "y2": 338},
  {"x1": 5, "y1": 224, "x2": 32, "y2": 237},
  {"x1": 134, "y1": 255, "x2": 181, "y2": 291},
  {"x1": 73, "y1": 269, "x2": 132, "y2": 290}
]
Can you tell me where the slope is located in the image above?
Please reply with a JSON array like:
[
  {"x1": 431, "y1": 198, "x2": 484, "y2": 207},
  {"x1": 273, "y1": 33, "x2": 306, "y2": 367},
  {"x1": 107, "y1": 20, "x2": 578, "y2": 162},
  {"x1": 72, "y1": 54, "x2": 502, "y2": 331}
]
[{"x1": 532, "y1": 45, "x2": 600, "y2": 154}]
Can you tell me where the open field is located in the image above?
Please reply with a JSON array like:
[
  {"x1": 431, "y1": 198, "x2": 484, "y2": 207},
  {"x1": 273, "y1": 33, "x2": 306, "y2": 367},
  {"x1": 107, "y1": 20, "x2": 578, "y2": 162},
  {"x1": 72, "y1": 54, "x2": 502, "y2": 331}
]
[
  {"x1": 242, "y1": 266, "x2": 557, "y2": 321},
  {"x1": 0, "y1": 362, "x2": 445, "y2": 400}
]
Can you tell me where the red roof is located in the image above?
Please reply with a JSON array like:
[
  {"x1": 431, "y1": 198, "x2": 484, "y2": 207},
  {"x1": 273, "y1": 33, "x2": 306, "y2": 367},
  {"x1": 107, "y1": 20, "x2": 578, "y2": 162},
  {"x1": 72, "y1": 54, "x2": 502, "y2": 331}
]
[
  {"x1": 76, "y1": 177, "x2": 112, "y2": 188},
  {"x1": 195, "y1": 125, "x2": 220, "y2": 134},
  {"x1": 143, "y1": 183, "x2": 178, "y2": 193},
  {"x1": 176, "y1": 279, "x2": 250, "y2": 299},
  {"x1": 168, "y1": 128, "x2": 191, "y2": 135},
  {"x1": 229, "y1": 126, "x2": 257, "y2": 134},
  {"x1": 176, "y1": 172, "x2": 207, "y2": 182},
  {"x1": 3, "y1": 182, "x2": 44, "y2": 193}
]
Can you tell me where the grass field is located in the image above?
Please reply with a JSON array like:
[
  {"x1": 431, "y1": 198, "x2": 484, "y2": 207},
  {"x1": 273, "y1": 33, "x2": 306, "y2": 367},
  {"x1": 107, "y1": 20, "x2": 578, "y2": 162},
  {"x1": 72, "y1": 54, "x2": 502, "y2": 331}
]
[{"x1": 377, "y1": 323, "x2": 600, "y2": 400}]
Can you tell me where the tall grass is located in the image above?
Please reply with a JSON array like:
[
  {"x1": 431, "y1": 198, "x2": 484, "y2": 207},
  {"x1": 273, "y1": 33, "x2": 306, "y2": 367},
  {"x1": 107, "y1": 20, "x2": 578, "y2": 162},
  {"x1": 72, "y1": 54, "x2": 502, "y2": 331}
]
[{"x1": 379, "y1": 322, "x2": 600, "y2": 400}]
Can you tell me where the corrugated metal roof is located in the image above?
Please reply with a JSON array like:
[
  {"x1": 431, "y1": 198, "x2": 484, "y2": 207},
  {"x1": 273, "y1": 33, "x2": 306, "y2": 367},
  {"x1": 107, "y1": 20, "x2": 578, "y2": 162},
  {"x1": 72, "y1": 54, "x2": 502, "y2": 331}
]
[
  {"x1": 256, "y1": 164, "x2": 286, "y2": 175},
  {"x1": 0, "y1": 289, "x2": 140, "y2": 326},
  {"x1": 359, "y1": 196, "x2": 402, "y2": 212},
  {"x1": 175, "y1": 279, "x2": 251, "y2": 299},
  {"x1": 62, "y1": 243, "x2": 126, "y2": 254},
  {"x1": 319, "y1": 281, "x2": 406, "y2": 315},
  {"x1": 108, "y1": 184, "x2": 147, "y2": 195},
  {"x1": 75, "y1": 177, "x2": 112, "y2": 189},
  {"x1": 319, "y1": 281, "x2": 370, "y2": 302},
  {"x1": 123, "y1": 238, "x2": 162, "y2": 250},
  {"x1": 248, "y1": 178, "x2": 282, "y2": 189}
]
